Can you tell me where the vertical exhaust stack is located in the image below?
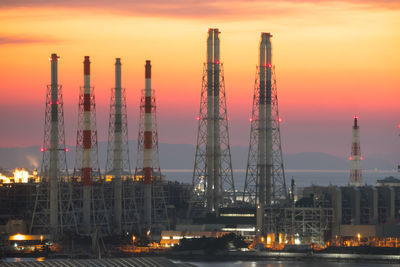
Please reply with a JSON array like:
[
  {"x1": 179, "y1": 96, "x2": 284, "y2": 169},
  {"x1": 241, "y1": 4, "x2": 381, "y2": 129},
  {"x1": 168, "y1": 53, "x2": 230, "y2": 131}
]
[
  {"x1": 106, "y1": 58, "x2": 138, "y2": 234},
  {"x1": 144, "y1": 60, "x2": 153, "y2": 231},
  {"x1": 350, "y1": 116, "x2": 362, "y2": 186},
  {"x1": 82, "y1": 56, "x2": 92, "y2": 234},
  {"x1": 213, "y1": 29, "x2": 221, "y2": 213},
  {"x1": 265, "y1": 33, "x2": 273, "y2": 208},
  {"x1": 243, "y1": 32, "x2": 287, "y2": 235},
  {"x1": 191, "y1": 28, "x2": 236, "y2": 217},
  {"x1": 31, "y1": 53, "x2": 77, "y2": 235},
  {"x1": 257, "y1": 35, "x2": 267, "y2": 236},
  {"x1": 206, "y1": 29, "x2": 214, "y2": 211},
  {"x1": 49, "y1": 53, "x2": 60, "y2": 233},
  {"x1": 134, "y1": 60, "x2": 169, "y2": 237},
  {"x1": 113, "y1": 58, "x2": 122, "y2": 234}
]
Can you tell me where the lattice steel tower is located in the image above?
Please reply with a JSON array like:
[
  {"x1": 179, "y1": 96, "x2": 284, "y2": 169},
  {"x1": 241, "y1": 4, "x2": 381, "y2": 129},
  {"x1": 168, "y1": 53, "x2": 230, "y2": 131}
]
[
  {"x1": 31, "y1": 53, "x2": 77, "y2": 237},
  {"x1": 242, "y1": 33, "x2": 287, "y2": 234},
  {"x1": 192, "y1": 28, "x2": 236, "y2": 215},
  {"x1": 105, "y1": 58, "x2": 139, "y2": 235},
  {"x1": 72, "y1": 56, "x2": 110, "y2": 235},
  {"x1": 134, "y1": 60, "x2": 169, "y2": 236}
]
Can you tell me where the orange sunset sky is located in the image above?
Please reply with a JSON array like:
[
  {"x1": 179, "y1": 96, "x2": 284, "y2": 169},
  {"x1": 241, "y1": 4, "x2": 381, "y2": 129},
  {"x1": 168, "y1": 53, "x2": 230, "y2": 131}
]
[{"x1": 0, "y1": 0, "x2": 399, "y2": 161}]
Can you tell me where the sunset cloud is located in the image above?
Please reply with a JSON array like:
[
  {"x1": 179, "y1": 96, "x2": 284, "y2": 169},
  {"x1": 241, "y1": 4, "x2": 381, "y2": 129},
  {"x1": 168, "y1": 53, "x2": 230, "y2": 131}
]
[
  {"x1": 0, "y1": 0, "x2": 399, "y2": 20},
  {"x1": 0, "y1": 35, "x2": 60, "y2": 45}
]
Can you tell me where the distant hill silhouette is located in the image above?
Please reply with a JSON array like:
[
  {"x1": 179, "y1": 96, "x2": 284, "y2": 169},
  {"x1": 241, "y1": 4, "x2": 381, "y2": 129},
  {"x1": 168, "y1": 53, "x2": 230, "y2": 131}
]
[{"x1": 0, "y1": 142, "x2": 395, "y2": 171}]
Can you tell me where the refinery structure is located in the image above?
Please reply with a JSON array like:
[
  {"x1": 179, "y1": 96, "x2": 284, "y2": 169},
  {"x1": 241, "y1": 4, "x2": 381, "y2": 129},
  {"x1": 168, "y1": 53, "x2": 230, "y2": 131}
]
[{"x1": 1, "y1": 29, "x2": 400, "y2": 257}]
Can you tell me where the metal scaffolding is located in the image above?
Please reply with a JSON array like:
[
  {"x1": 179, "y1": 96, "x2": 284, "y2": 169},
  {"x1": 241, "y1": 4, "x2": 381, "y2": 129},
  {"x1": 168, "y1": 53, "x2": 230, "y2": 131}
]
[
  {"x1": 72, "y1": 57, "x2": 110, "y2": 236},
  {"x1": 105, "y1": 58, "x2": 139, "y2": 235},
  {"x1": 31, "y1": 54, "x2": 78, "y2": 237},
  {"x1": 134, "y1": 61, "x2": 169, "y2": 236},
  {"x1": 242, "y1": 33, "x2": 287, "y2": 235},
  {"x1": 191, "y1": 28, "x2": 236, "y2": 217},
  {"x1": 281, "y1": 195, "x2": 333, "y2": 246}
]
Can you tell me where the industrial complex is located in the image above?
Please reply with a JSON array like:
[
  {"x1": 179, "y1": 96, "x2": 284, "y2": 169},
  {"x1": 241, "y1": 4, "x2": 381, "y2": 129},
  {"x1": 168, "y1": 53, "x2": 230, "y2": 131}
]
[{"x1": 1, "y1": 29, "x2": 399, "y2": 258}]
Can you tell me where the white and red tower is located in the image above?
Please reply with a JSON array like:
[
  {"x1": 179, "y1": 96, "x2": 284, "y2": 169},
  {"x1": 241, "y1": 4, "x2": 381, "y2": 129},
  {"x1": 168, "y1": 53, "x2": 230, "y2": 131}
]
[
  {"x1": 73, "y1": 56, "x2": 109, "y2": 235},
  {"x1": 350, "y1": 115, "x2": 362, "y2": 186},
  {"x1": 134, "y1": 60, "x2": 168, "y2": 236}
]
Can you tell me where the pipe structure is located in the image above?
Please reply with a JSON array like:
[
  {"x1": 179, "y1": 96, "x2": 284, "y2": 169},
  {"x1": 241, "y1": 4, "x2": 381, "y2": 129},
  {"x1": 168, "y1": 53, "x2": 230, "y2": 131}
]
[
  {"x1": 257, "y1": 35, "x2": 267, "y2": 236},
  {"x1": 82, "y1": 56, "x2": 92, "y2": 234},
  {"x1": 49, "y1": 53, "x2": 59, "y2": 233},
  {"x1": 213, "y1": 29, "x2": 221, "y2": 214},
  {"x1": 206, "y1": 29, "x2": 214, "y2": 211},
  {"x1": 113, "y1": 58, "x2": 122, "y2": 234},
  {"x1": 143, "y1": 60, "x2": 153, "y2": 231},
  {"x1": 265, "y1": 33, "x2": 273, "y2": 207},
  {"x1": 350, "y1": 116, "x2": 362, "y2": 186}
]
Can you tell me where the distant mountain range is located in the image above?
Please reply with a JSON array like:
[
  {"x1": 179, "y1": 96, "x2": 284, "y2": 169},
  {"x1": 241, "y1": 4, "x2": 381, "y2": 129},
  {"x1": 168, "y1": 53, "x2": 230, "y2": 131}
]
[{"x1": 0, "y1": 141, "x2": 396, "y2": 171}]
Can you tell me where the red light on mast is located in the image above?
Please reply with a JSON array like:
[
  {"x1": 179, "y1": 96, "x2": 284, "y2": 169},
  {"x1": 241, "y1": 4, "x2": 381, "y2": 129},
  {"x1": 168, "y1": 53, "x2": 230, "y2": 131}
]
[
  {"x1": 40, "y1": 148, "x2": 45, "y2": 152},
  {"x1": 278, "y1": 117, "x2": 283, "y2": 123},
  {"x1": 65, "y1": 148, "x2": 69, "y2": 152},
  {"x1": 349, "y1": 156, "x2": 352, "y2": 160},
  {"x1": 354, "y1": 115, "x2": 359, "y2": 119},
  {"x1": 196, "y1": 116, "x2": 200, "y2": 121},
  {"x1": 249, "y1": 117, "x2": 253, "y2": 122},
  {"x1": 267, "y1": 64, "x2": 272, "y2": 68}
]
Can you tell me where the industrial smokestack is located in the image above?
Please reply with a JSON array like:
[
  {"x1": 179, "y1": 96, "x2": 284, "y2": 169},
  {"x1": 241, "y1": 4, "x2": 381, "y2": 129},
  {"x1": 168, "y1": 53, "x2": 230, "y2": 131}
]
[
  {"x1": 49, "y1": 53, "x2": 59, "y2": 233},
  {"x1": 350, "y1": 116, "x2": 362, "y2": 186},
  {"x1": 113, "y1": 58, "x2": 122, "y2": 234},
  {"x1": 82, "y1": 56, "x2": 92, "y2": 234},
  {"x1": 264, "y1": 33, "x2": 273, "y2": 207},
  {"x1": 213, "y1": 29, "x2": 221, "y2": 214},
  {"x1": 206, "y1": 29, "x2": 214, "y2": 212},
  {"x1": 144, "y1": 60, "x2": 153, "y2": 231}
]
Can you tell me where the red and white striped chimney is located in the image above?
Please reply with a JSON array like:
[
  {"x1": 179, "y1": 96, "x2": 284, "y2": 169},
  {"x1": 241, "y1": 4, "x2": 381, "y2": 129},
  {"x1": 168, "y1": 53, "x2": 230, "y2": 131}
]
[
  {"x1": 82, "y1": 56, "x2": 92, "y2": 186},
  {"x1": 350, "y1": 115, "x2": 362, "y2": 186}
]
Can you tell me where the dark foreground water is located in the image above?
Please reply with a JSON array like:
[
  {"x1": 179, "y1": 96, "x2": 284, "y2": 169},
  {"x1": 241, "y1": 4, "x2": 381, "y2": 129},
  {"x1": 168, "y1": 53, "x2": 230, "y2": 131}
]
[{"x1": 182, "y1": 261, "x2": 398, "y2": 267}]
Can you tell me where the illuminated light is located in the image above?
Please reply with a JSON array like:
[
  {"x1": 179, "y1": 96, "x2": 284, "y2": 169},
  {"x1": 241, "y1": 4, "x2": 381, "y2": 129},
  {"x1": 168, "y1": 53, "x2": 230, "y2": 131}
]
[
  {"x1": 14, "y1": 169, "x2": 29, "y2": 183},
  {"x1": 40, "y1": 148, "x2": 45, "y2": 152},
  {"x1": 40, "y1": 235, "x2": 43, "y2": 242},
  {"x1": 267, "y1": 64, "x2": 272, "y2": 68},
  {"x1": 249, "y1": 117, "x2": 253, "y2": 122},
  {"x1": 357, "y1": 233, "x2": 361, "y2": 241},
  {"x1": 65, "y1": 148, "x2": 69, "y2": 152},
  {"x1": 10, "y1": 234, "x2": 26, "y2": 241},
  {"x1": 56, "y1": 101, "x2": 60, "y2": 104},
  {"x1": 215, "y1": 60, "x2": 219, "y2": 64},
  {"x1": 48, "y1": 58, "x2": 52, "y2": 61},
  {"x1": 360, "y1": 156, "x2": 363, "y2": 160},
  {"x1": 196, "y1": 116, "x2": 200, "y2": 121},
  {"x1": 37, "y1": 257, "x2": 45, "y2": 262},
  {"x1": 132, "y1": 235, "x2": 136, "y2": 242},
  {"x1": 227, "y1": 117, "x2": 230, "y2": 121},
  {"x1": 398, "y1": 123, "x2": 400, "y2": 129},
  {"x1": 349, "y1": 156, "x2": 352, "y2": 160},
  {"x1": 278, "y1": 117, "x2": 283, "y2": 123},
  {"x1": 354, "y1": 115, "x2": 359, "y2": 119}
]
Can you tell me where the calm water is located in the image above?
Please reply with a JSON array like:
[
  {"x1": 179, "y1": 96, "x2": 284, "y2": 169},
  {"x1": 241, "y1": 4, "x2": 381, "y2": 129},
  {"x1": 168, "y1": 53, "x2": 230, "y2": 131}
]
[
  {"x1": 182, "y1": 261, "x2": 397, "y2": 267},
  {"x1": 163, "y1": 169, "x2": 398, "y2": 189}
]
